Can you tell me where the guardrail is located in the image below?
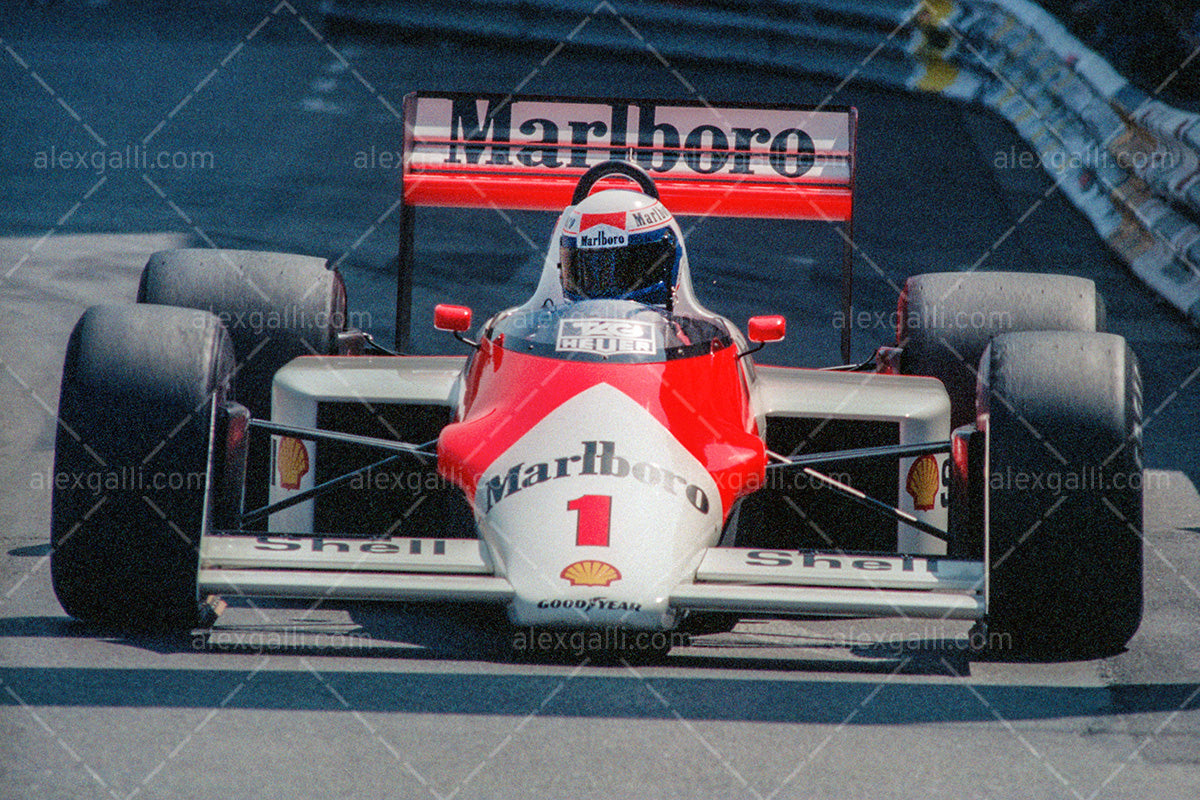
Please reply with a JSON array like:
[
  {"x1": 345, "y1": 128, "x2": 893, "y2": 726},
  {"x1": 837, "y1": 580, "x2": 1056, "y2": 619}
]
[
  {"x1": 925, "y1": 0, "x2": 1200, "y2": 324},
  {"x1": 322, "y1": 0, "x2": 1200, "y2": 325}
]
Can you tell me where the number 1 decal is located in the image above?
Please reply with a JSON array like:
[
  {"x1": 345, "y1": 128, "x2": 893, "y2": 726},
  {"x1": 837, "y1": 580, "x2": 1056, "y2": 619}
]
[{"x1": 567, "y1": 495, "x2": 611, "y2": 547}]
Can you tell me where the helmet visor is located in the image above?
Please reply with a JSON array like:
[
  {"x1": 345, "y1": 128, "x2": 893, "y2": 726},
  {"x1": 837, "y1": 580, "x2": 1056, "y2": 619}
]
[{"x1": 560, "y1": 228, "x2": 677, "y2": 302}]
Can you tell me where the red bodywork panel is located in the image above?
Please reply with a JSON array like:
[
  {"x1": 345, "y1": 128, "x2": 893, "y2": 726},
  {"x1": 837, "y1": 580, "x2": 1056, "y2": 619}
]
[{"x1": 437, "y1": 338, "x2": 766, "y2": 520}]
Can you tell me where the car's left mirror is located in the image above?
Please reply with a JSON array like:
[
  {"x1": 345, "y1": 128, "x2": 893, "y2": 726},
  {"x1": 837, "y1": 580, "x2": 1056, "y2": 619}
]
[{"x1": 434, "y1": 304, "x2": 473, "y2": 333}]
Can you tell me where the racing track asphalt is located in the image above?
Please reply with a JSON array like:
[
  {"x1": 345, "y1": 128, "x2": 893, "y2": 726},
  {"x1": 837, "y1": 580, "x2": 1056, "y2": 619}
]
[{"x1": 1, "y1": 3, "x2": 1199, "y2": 798}]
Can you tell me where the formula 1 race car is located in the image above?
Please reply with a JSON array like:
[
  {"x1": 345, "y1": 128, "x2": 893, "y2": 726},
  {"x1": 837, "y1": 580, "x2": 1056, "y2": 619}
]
[{"x1": 50, "y1": 93, "x2": 1142, "y2": 660}]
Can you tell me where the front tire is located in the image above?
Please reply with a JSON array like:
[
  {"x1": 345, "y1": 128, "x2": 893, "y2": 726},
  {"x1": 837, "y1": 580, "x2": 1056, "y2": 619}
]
[
  {"x1": 983, "y1": 331, "x2": 1142, "y2": 659},
  {"x1": 51, "y1": 304, "x2": 236, "y2": 631}
]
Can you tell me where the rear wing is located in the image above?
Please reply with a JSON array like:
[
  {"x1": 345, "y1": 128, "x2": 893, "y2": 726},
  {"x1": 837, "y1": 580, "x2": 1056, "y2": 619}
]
[{"x1": 397, "y1": 92, "x2": 857, "y2": 355}]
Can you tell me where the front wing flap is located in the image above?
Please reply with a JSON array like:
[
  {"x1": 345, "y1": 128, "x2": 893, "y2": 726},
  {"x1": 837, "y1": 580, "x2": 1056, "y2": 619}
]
[
  {"x1": 198, "y1": 535, "x2": 513, "y2": 603},
  {"x1": 671, "y1": 548, "x2": 984, "y2": 620}
]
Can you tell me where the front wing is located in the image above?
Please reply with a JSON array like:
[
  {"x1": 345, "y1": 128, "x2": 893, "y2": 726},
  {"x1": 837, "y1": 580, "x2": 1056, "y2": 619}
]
[{"x1": 197, "y1": 536, "x2": 984, "y2": 621}]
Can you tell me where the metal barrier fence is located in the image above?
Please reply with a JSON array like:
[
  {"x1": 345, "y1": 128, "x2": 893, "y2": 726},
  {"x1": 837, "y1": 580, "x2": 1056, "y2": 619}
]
[
  {"x1": 924, "y1": 0, "x2": 1200, "y2": 324},
  {"x1": 323, "y1": 0, "x2": 1200, "y2": 324}
]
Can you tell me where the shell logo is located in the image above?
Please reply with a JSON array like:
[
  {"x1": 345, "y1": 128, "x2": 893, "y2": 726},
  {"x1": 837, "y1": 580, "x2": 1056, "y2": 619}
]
[
  {"x1": 905, "y1": 454, "x2": 939, "y2": 511},
  {"x1": 276, "y1": 436, "x2": 310, "y2": 490},
  {"x1": 560, "y1": 560, "x2": 622, "y2": 587}
]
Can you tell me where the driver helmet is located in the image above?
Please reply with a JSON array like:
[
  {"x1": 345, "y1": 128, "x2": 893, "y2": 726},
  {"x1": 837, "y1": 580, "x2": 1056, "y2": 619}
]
[{"x1": 558, "y1": 189, "x2": 680, "y2": 306}]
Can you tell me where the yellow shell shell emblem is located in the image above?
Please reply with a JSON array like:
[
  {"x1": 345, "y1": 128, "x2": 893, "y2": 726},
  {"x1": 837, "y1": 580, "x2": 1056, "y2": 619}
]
[
  {"x1": 276, "y1": 436, "x2": 310, "y2": 490},
  {"x1": 905, "y1": 454, "x2": 939, "y2": 511},
  {"x1": 560, "y1": 560, "x2": 622, "y2": 587}
]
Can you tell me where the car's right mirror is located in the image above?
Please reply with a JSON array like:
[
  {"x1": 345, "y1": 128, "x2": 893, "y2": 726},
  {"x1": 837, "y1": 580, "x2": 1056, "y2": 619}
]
[{"x1": 747, "y1": 315, "x2": 786, "y2": 343}]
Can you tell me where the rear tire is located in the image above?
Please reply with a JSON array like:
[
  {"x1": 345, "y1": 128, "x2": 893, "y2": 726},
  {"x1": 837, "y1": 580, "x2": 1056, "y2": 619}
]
[
  {"x1": 982, "y1": 331, "x2": 1142, "y2": 659},
  {"x1": 139, "y1": 249, "x2": 348, "y2": 523},
  {"x1": 899, "y1": 272, "x2": 1105, "y2": 429},
  {"x1": 137, "y1": 248, "x2": 347, "y2": 419},
  {"x1": 51, "y1": 304, "x2": 236, "y2": 631}
]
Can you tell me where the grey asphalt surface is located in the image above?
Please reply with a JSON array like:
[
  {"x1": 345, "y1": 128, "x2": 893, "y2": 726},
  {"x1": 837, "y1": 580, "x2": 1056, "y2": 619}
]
[{"x1": 2, "y1": 3, "x2": 1199, "y2": 799}]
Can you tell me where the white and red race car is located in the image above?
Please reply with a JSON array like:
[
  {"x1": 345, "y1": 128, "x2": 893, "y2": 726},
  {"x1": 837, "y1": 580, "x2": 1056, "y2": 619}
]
[{"x1": 51, "y1": 93, "x2": 1142, "y2": 659}]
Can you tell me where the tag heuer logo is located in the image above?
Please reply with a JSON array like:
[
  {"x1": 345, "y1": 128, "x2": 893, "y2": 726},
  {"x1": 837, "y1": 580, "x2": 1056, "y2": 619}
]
[{"x1": 556, "y1": 319, "x2": 658, "y2": 354}]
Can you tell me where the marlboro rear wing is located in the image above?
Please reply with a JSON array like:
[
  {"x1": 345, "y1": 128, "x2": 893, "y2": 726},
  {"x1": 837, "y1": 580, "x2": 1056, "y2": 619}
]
[
  {"x1": 402, "y1": 93, "x2": 856, "y2": 220},
  {"x1": 396, "y1": 92, "x2": 857, "y2": 352}
]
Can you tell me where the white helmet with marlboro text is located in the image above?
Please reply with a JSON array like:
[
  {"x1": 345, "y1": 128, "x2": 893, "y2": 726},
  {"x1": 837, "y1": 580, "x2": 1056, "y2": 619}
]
[{"x1": 557, "y1": 165, "x2": 681, "y2": 307}]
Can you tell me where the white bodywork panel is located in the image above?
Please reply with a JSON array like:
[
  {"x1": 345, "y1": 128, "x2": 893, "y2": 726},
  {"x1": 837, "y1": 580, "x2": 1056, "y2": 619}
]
[
  {"x1": 474, "y1": 383, "x2": 722, "y2": 630},
  {"x1": 266, "y1": 356, "x2": 464, "y2": 533},
  {"x1": 755, "y1": 366, "x2": 952, "y2": 554},
  {"x1": 199, "y1": 570, "x2": 515, "y2": 604}
]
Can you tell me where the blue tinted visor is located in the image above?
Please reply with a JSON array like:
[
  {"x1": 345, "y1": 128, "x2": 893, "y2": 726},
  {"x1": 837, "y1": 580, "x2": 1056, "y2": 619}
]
[{"x1": 560, "y1": 227, "x2": 678, "y2": 305}]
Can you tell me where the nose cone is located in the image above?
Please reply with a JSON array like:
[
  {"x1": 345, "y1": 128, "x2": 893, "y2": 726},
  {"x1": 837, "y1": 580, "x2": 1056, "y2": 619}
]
[{"x1": 472, "y1": 383, "x2": 722, "y2": 630}]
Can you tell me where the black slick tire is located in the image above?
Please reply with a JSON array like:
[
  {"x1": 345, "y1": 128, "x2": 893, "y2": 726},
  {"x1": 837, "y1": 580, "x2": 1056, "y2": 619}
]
[
  {"x1": 137, "y1": 248, "x2": 346, "y2": 419},
  {"x1": 899, "y1": 272, "x2": 1105, "y2": 429},
  {"x1": 982, "y1": 331, "x2": 1142, "y2": 659},
  {"x1": 51, "y1": 304, "x2": 236, "y2": 631}
]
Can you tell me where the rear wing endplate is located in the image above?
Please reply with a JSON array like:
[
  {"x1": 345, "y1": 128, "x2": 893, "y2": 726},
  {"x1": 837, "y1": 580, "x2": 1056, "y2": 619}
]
[{"x1": 398, "y1": 92, "x2": 857, "y2": 355}]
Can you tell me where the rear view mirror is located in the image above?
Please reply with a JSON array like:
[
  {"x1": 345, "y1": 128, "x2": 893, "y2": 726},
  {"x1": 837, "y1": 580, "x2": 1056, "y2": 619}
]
[
  {"x1": 747, "y1": 315, "x2": 786, "y2": 343},
  {"x1": 434, "y1": 304, "x2": 473, "y2": 333}
]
